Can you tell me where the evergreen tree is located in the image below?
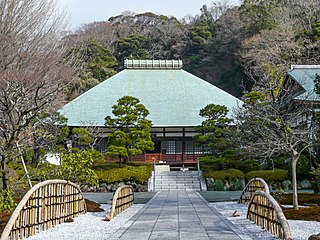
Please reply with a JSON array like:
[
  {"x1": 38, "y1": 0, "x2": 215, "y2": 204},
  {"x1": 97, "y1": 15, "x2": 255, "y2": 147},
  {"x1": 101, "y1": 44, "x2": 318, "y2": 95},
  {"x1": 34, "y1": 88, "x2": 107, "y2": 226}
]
[
  {"x1": 105, "y1": 96, "x2": 154, "y2": 163},
  {"x1": 193, "y1": 104, "x2": 233, "y2": 155}
]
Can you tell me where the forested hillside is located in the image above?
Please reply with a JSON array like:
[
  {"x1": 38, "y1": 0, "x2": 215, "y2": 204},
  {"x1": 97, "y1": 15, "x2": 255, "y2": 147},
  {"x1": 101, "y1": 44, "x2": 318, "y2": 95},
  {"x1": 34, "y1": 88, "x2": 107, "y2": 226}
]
[{"x1": 63, "y1": 0, "x2": 320, "y2": 99}]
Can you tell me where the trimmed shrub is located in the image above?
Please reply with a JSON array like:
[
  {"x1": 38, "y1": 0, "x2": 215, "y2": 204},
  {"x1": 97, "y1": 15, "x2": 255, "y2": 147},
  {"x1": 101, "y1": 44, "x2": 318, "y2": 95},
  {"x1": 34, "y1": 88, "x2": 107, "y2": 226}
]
[
  {"x1": 246, "y1": 169, "x2": 288, "y2": 182},
  {"x1": 214, "y1": 179, "x2": 225, "y2": 191},
  {"x1": 97, "y1": 165, "x2": 152, "y2": 184},
  {"x1": 204, "y1": 168, "x2": 244, "y2": 180},
  {"x1": 199, "y1": 156, "x2": 227, "y2": 171},
  {"x1": 92, "y1": 162, "x2": 124, "y2": 171},
  {"x1": 226, "y1": 159, "x2": 259, "y2": 173}
]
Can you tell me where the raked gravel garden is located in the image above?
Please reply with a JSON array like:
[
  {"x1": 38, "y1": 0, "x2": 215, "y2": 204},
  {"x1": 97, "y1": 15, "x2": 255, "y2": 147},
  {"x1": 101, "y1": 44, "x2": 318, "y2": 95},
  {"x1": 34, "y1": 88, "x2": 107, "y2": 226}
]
[{"x1": 25, "y1": 200, "x2": 320, "y2": 240}]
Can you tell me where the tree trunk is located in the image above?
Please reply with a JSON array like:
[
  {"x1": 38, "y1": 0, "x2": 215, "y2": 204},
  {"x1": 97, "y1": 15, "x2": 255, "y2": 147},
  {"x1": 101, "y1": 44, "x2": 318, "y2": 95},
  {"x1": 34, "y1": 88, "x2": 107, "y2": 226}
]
[
  {"x1": 1, "y1": 161, "x2": 8, "y2": 190},
  {"x1": 291, "y1": 151, "x2": 299, "y2": 210}
]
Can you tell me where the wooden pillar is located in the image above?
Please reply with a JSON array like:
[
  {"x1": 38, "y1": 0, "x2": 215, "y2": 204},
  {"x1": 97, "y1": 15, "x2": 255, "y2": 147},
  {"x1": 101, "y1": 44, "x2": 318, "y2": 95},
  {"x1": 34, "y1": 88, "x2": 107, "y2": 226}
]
[{"x1": 182, "y1": 127, "x2": 186, "y2": 162}]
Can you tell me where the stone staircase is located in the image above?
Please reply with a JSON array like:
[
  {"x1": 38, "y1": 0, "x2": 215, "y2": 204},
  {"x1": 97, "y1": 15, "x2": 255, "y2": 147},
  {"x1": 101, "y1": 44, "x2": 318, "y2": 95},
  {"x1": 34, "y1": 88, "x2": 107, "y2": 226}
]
[{"x1": 154, "y1": 171, "x2": 201, "y2": 191}]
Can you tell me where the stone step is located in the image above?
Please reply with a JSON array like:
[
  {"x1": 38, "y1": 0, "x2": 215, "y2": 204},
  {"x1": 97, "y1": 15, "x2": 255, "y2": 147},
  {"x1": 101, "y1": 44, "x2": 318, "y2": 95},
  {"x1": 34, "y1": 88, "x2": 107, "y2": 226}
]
[
  {"x1": 156, "y1": 180, "x2": 200, "y2": 184},
  {"x1": 155, "y1": 185, "x2": 199, "y2": 190},
  {"x1": 156, "y1": 183, "x2": 200, "y2": 187},
  {"x1": 155, "y1": 189, "x2": 198, "y2": 191},
  {"x1": 155, "y1": 177, "x2": 199, "y2": 181},
  {"x1": 154, "y1": 171, "x2": 201, "y2": 191},
  {"x1": 155, "y1": 173, "x2": 198, "y2": 176},
  {"x1": 155, "y1": 165, "x2": 170, "y2": 172},
  {"x1": 156, "y1": 171, "x2": 198, "y2": 176}
]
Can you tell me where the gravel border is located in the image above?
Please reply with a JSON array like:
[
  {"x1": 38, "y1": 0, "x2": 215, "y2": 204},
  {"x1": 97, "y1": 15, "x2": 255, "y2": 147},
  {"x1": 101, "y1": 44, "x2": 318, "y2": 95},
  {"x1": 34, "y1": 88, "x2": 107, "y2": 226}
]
[
  {"x1": 210, "y1": 201, "x2": 320, "y2": 240},
  {"x1": 27, "y1": 204, "x2": 144, "y2": 240},
  {"x1": 25, "y1": 200, "x2": 320, "y2": 240}
]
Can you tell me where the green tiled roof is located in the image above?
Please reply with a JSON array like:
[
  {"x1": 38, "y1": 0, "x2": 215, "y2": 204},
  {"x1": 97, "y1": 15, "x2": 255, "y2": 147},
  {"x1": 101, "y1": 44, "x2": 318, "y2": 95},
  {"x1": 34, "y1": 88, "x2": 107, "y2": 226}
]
[
  {"x1": 60, "y1": 69, "x2": 242, "y2": 127},
  {"x1": 287, "y1": 65, "x2": 320, "y2": 101}
]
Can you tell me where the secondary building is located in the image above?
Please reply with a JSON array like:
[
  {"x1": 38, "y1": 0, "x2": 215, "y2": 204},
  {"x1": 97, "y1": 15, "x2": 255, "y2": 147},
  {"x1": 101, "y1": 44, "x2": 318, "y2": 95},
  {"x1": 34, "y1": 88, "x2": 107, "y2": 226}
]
[
  {"x1": 279, "y1": 65, "x2": 320, "y2": 128},
  {"x1": 60, "y1": 59, "x2": 242, "y2": 167}
]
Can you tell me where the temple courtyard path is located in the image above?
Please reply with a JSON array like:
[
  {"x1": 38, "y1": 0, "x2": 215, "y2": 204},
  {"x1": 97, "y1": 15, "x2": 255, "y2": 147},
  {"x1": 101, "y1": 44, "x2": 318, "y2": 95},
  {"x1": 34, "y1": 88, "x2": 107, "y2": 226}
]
[{"x1": 108, "y1": 191, "x2": 252, "y2": 240}]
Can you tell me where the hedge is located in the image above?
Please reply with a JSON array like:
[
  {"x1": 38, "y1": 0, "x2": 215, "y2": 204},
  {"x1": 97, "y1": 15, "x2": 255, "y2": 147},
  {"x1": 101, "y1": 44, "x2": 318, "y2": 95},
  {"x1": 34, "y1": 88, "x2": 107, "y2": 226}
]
[
  {"x1": 245, "y1": 169, "x2": 288, "y2": 182},
  {"x1": 204, "y1": 168, "x2": 244, "y2": 180},
  {"x1": 97, "y1": 165, "x2": 152, "y2": 184}
]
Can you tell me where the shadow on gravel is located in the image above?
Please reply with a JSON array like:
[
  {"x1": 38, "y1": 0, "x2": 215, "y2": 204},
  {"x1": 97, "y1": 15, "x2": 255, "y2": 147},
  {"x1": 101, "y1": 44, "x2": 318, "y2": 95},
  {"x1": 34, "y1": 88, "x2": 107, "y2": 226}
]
[
  {"x1": 84, "y1": 192, "x2": 156, "y2": 204},
  {"x1": 198, "y1": 191, "x2": 241, "y2": 202}
]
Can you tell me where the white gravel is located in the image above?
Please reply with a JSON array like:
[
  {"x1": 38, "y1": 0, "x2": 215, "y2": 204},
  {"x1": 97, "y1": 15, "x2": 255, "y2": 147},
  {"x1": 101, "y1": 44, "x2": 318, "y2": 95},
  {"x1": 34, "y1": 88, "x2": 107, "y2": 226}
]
[
  {"x1": 25, "y1": 201, "x2": 320, "y2": 240},
  {"x1": 27, "y1": 204, "x2": 143, "y2": 240},
  {"x1": 210, "y1": 201, "x2": 320, "y2": 240}
]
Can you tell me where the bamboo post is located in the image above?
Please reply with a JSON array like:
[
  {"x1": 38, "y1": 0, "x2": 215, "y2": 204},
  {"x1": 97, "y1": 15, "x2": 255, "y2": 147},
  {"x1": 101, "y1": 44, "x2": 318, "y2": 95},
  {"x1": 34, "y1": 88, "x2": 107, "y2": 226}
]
[
  {"x1": 106, "y1": 185, "x2": 134, "y2": 221},
  {"x1": 0, "y1": 180, "x2": 86, "y2": 240},
  {"x1": 247, "y1": 191, "x2": 292, "y2": 240},
  {"x1": 238, "y1": 178, "x2": 270, "y2": 204}
]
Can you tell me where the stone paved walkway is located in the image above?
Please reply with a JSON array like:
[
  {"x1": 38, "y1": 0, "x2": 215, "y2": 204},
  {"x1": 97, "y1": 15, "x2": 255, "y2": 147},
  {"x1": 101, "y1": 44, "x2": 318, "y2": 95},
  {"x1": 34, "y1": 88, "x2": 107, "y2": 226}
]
[{"x1": 109, "y1": 191, "x2": 252, "y2": 240}]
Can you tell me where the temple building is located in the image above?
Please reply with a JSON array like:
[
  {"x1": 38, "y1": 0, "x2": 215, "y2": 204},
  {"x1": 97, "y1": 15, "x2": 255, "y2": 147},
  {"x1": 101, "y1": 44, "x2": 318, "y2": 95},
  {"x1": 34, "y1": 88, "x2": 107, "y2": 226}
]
[
  {"x1": 60, "y1": 59, "x2": 242, "y2": 167},
  {"x1": 279, "y1": 65, "x2": 320, "y2": 128}
]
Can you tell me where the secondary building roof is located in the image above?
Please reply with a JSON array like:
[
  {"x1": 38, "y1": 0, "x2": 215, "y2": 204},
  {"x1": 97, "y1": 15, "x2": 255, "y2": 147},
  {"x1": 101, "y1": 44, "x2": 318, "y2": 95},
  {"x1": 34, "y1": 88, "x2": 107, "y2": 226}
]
[
  {"x1": 60, "y1": 60, "x2": 242, "y2": 127},
  {"x1": 287, "y1": 65, "x2": 320, "y2": 101}
]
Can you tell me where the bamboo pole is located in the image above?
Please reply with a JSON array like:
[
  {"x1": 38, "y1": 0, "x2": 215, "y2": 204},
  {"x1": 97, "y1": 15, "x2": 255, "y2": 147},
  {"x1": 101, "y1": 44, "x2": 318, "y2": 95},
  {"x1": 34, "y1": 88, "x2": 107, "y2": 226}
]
[
  {"x1": 247, "y1": 191, "x2": 292, "y2": 240},
  {"x1": 238, "y1": 178, "x2": 270, "y2": 204},
  {"x1": 107, "y1": 185, "x2": 134, "y2": 221},
  {"x1": 0, "y1": 180, "x2": 86, "y2": 240}
]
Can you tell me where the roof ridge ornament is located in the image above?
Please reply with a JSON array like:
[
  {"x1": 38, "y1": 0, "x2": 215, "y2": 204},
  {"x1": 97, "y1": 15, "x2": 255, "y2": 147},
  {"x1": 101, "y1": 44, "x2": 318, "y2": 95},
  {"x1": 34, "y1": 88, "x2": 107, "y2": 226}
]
[
  {"x1": 291, "y1": 65, "x2": 320, "y2": 69},
  {"x1": 124, "y1": 59, "x2": 183, "y2": 69}
]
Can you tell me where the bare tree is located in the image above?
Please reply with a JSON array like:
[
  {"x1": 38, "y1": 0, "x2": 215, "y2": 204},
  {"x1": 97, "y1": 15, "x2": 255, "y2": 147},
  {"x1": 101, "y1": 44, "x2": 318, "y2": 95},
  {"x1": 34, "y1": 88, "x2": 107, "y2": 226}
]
[
  {"x1": 0, "y1": 0, "x2": 76, "y2": 193},
  {"x1": 235, "y1": 85, "x2": 318, "y2": 209},
  {"x1": 209, "y1": 0, "x2": 235, "y2": 20}
]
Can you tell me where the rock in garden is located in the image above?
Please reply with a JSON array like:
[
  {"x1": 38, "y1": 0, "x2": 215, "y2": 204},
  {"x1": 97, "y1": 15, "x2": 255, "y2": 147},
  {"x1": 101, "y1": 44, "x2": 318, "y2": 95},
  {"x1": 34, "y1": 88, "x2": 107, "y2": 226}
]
[{"x1": 300, "y1": 179, "x2": 312, "y2": 189}]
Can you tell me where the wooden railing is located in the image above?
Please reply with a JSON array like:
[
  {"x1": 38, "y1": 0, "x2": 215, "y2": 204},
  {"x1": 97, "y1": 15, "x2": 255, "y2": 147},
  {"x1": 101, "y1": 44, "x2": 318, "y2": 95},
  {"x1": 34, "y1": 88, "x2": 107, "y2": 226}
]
[
  {"x1": 145, "y1": 154, "x2": 162, "y2": 162},
  {"x1": 0, "y1": 180, "x2": 86, "y2": 240},
  {"x1": 106, "y1": 185, "x2": 134, "y2": 221},
  {"x1": 247, "y1": 191, "x2": 292, "y2": 240},
  {"x1": 238, "y1": 178, "x2": 270, "y2": 204}
]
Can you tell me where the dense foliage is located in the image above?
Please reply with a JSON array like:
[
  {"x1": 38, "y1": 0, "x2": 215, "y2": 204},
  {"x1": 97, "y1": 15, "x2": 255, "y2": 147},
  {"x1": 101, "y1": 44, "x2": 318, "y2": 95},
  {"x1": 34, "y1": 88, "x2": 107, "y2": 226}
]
[
  {"x1": 193, "y1": 104, "x2": 233, "y2": 155},
  {"x1": 36, "y1": 150, "x2": 99, "y2": 188},
  {"x1": 246, "y1": 169, "x2": 288, "y2": 182},
  {"x1": 63, "y1": 0, "x2": 320, "y2": 99},
  {"x1": 204, "y1": 168, "x2": 244, "y2": 180},
  {"x1": 105, "y1": 96, "x2": 154, "y2": 163},
  {"x1": 97, "y1": 165, "x2": 152, "y2": 184}
]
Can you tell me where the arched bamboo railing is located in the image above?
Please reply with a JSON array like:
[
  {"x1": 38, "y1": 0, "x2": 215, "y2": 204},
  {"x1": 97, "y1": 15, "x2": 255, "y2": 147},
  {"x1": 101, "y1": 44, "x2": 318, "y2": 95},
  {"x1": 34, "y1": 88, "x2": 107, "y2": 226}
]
[
  {"x1": 238, "y1": 178, "x2": 270, "y2": 204},
  {"x1": 247, "y1": 191, "x2": 292, "y2": 240},
  {"x1": 106, "y1": 185, "x2": 134, "y2": 221},
  {"x1": 1, "y1": 180, "x2": 86, "y2": 240}
]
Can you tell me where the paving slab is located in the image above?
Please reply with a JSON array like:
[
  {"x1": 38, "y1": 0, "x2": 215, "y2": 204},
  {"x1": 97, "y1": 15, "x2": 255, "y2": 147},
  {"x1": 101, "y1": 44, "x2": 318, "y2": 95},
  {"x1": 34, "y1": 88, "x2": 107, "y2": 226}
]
[{"x1": 109, "y1": 191, "x2": 252, "y2": 240}]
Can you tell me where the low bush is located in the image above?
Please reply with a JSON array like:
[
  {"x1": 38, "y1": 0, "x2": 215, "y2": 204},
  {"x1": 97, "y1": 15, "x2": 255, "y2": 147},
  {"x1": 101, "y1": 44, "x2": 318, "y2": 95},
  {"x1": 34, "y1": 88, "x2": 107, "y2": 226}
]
[
  {"x1": 204, "y1": 168, "x2": 244, "y2": 180},
  {"x1": 226, "y1": 159, "x2": 260, "y2": 174},
  {"x1": 97, "y1": 165, "x2": 152, "y2": 184},
  {"x1": 199, "y1": 156, "x2": 227, "y2": 171},
  {"x1": 92, "y1": 162, "x2": 124, "y2": 171},
  {"x1": 214, "y1": 179, "x2": 225, "y2": 191},
  {"x1": 246, "y1": 169, "x2": 288, "y2": 182}
]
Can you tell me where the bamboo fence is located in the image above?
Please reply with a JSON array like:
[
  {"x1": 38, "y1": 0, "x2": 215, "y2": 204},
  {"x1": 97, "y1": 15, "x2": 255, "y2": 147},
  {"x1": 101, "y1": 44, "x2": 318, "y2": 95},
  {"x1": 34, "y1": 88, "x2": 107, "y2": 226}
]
[
  {"x1": 247, "y1": 191, "x2": 292, "y2": 240},
  {"x1": 1, "y1": 180, "x2": 86, "y2": 240},
  {"x1": 238, "y1": 178, "x2": 270, "y2": 204},
  {"x1": 107, "y1": 185, "x2": 134, "y2": 221}
]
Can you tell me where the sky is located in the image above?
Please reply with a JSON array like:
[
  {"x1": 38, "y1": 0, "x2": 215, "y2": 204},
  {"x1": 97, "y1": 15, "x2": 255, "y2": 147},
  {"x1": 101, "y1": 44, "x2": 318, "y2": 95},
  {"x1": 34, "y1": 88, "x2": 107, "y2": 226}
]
[{"x1": 58, "y1": 0, "x2": 240, "y2": 30}]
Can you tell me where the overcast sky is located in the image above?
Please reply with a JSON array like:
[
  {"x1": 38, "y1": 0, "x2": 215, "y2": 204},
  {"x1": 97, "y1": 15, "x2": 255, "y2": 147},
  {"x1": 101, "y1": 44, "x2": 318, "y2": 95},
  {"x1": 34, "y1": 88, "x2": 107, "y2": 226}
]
[{"x1": 58, "y1": 0, "x2": 240, "y2": 30}]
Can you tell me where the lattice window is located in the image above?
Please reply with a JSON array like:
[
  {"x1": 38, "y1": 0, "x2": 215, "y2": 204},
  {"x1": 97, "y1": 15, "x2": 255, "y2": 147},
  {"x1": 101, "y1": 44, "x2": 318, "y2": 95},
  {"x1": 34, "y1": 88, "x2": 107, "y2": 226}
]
[
  {"x1": 186, "y1": 141, "x2": 205, "y2": 154},
  {"x1": 161, "y1": 140, "x2": 182, "y2": 154},
  {"x1": 186, "y1": 141, "x2": 194, "y2": 154},
  {"x1": 96, "y1": 138, "x2": 108, "y2": 154},
  {"x1": 176, "y1": 141, "x2": 182, "y2": 154}
]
